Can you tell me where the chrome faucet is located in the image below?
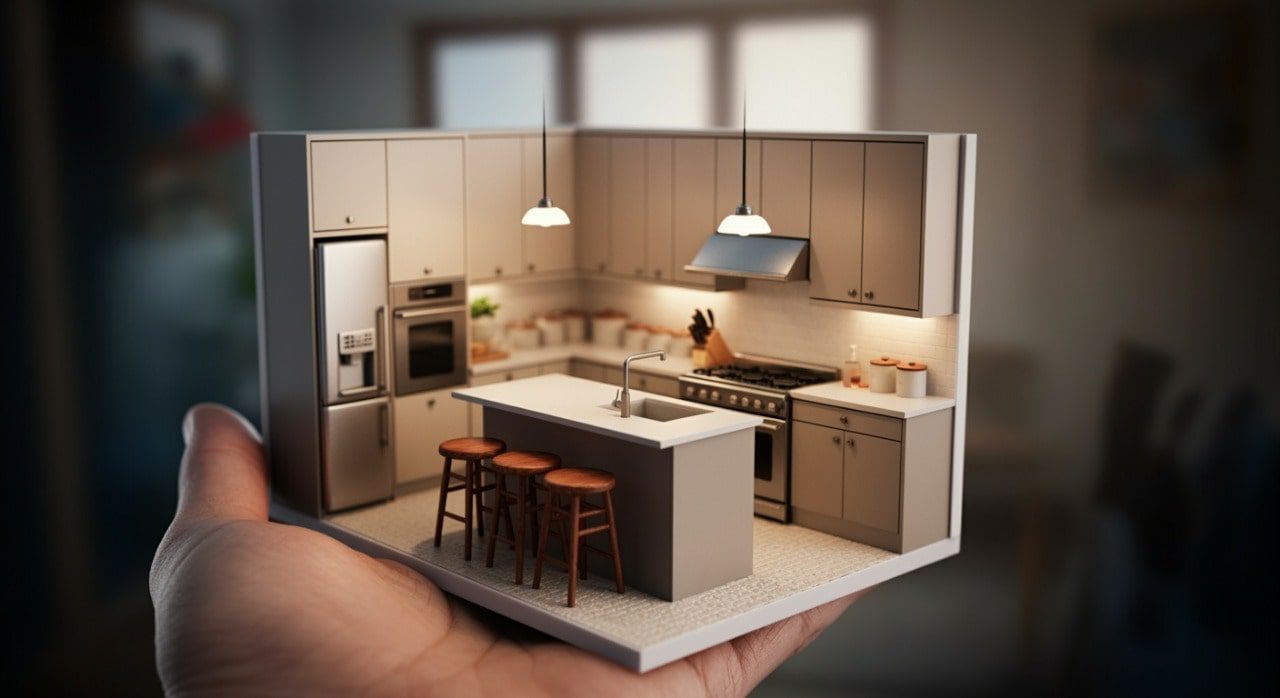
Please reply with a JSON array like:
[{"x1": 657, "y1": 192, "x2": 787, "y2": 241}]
[{"x1": 613, "y1": 350, "x2": 667, "y2": 417}]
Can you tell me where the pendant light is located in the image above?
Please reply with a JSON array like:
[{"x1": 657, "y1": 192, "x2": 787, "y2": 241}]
[
  {"x1": 717, "y1": 96, "x2": 770, "y2": 236},
  {"x1": 521, "y1": 96, "x2": 571, "y2": 227}
]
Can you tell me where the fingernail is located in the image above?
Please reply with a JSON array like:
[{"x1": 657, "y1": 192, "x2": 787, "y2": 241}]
[{"x1": 182, "y1": 408, "x2": 197, "y2": 446}]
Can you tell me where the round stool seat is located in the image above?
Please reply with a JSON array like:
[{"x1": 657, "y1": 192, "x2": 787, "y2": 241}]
[
  {"x1": 491, "y1": 450, "x2": 561, "y2": 475},
  {"x1": 544, "y1": 467, "x2": 615, "y2": 495},
  {"x1": 439, "y1": 437, "x2": 506, "y2": 460}
]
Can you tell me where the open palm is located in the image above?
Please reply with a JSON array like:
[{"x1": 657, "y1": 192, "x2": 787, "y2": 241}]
[{"x1": 150, "y1": 404, "x2": 858, "y2": 696}]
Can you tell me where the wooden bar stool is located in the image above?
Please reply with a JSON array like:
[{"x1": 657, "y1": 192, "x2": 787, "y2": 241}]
[
  {"x1": 485, "y1": 450, "x2": 562, "y2": 584},
  {"x1": 533, "y1": 468, "x2": 624, "y2": 607},
  {"x1": 433, "y1": 437, "x2": 507, "y2": 561}
]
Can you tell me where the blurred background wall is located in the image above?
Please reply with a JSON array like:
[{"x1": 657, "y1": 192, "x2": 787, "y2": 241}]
[{"x1": 4, "y1": 0, "x2": 1277, "y2": 694}]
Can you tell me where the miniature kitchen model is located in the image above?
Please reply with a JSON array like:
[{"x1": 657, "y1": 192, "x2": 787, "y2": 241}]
[{"x1": 253, "y1": 122, "x2": 976, "y2": 671}]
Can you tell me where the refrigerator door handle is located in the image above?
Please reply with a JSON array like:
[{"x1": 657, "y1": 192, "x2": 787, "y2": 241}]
[
  {"x1": 376, "y1": 304, "x2": 387, "y2": 393},
  {"x1": 378, "y1": 403, "x2": 390, "y2": 446}
]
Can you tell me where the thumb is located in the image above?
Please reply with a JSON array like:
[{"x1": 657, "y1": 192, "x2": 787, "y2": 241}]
[{"x1": 174, "y1": 403, "x2": 270, "y2": 527}]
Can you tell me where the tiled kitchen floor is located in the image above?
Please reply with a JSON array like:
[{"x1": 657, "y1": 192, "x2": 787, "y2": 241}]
[{"x1": 330, "y1": 486, "x2": 897, "y2": 648}]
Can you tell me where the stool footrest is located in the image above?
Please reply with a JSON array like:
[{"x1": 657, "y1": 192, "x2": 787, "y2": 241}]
[{"x1": 578, "y1": 524, "x2": 611, "y2": 537}]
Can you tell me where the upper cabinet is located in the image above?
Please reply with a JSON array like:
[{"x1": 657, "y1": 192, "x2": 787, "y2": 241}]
[
  {"x1": 387, "y1": 138, "x2": 465, "y2": 282},
  {"x1": 466, "y1": 137, "x2": 524, "y2": 281},
  {"x1": 608, "y1": 137, "x2": 648, "y2": 277},
  {"x1": 673, "y1": 138, "x2": 719, "y2": 287},
  {"x1": 759, "y1": 139, "x2": 812, "y2": 238},
  {"x1": 645, "y1": 138, "x2": 674, "y2": 282},
  {"x1": 808, "y1": 136, "x2": 960, "y2": 318},
  {"x1": 575, "y1": 136, "x2": 611, "y2": 274},
  {"x1": 521, "y1": 134, "x2": 576, "y2": 274},
  {"x1": 714, "y1": 138, "x2": 761, "y2": 225},
  {"x1": 311, "y1": 140, "x2": 387, "y2": 233}
]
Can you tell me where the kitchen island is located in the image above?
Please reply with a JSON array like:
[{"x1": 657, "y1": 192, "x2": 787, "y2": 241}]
[{"x1": 453, "y1": 373, "x2": 762, "y2": 600}]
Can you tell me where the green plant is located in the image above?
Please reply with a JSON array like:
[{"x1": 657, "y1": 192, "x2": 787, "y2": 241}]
[{"x1": 470, "y1": 296, "x2": 500, "y2": 319}]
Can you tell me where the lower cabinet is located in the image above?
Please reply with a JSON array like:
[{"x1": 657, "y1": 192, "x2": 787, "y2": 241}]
[
  {"x1": 633, "y1": 372, "x2": 679, "y2": 398},
  {"x1": 393, "y1": 388, "x2": 469, "y2": 485},
  {"x1": 790, "y1": 401, "x2": 953, "y2": 553},
  {"x1": 569, "y1": 359, "x2": 606, "y2": 382}
]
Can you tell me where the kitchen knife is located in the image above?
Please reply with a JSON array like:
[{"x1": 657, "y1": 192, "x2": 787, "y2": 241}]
[
  {"x1": 707, "y1": 308, "x2": 716, "y2": 328},
  {"x1": 694, "y1": 309, "x2": 708, "y2": 333}
]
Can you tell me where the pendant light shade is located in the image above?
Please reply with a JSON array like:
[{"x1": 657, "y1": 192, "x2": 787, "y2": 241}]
[
  {"x1": 717, "y1": 97, "x2": 770, "y2": 236},
  {"x1": 523, "y1": 96, "x2": 570, "y2": 228}
]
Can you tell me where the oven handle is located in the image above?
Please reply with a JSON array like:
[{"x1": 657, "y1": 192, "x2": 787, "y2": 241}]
[
  {"x1": 394, "y1": 306, "x2": 464, "y2": 319},
  {"x1": 756, "y1": 418, "x2": 785, "y2": 432}
]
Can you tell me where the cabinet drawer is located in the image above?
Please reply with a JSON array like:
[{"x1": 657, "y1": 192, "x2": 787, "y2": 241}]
[
  {"x1": 634, "y1": 372, "x2": 679, "y2": 398},
  {"x1": 792, "y1": 400, "x2": 902, "y2": 441},
  {"x1": 311, "y1": 140, "x2": 387, "y2": 232}
]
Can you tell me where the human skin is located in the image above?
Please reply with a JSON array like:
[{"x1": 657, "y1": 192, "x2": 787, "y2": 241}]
[{"x1": 151, "y1": 404, "x2": 860, "y2": 696}]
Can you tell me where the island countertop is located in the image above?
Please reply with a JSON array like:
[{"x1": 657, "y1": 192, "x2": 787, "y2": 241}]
[{"x1": 453, "y1": 374, "x2": 762, "y2": 449}]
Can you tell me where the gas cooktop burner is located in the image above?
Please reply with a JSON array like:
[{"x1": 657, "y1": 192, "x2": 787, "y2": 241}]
[{"x1": 691, "y1": 362, "x2": 833, "y2": 390}]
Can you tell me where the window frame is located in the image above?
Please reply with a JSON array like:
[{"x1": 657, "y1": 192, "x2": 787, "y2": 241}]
[{"x1": 413, "y1": 1, "x2": 887, "y2": 129}]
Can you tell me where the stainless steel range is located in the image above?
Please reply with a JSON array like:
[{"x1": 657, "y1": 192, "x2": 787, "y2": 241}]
[{"x1": 678, "y1": 355, "x2": 839, "y2": 522}]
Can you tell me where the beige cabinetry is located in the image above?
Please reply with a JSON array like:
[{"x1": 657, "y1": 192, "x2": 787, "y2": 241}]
[
  {"x1": 575, "y1": 136, "x2": 611, "y2": 273},
  {"x1": 645, "y1": 138, "x2": 674, "y2": 281},
  {"x1": 790, "y1": 400, "x2": 954, "y2": 553},
  {"x1": 569, "y1": 359, "x2": 606, "y2": 382},
  {"x1": 608, "y1": 137, "x2": 648, "y2": 277},
  {"x1": 394, "y1": 388, "x2": 468, "y2": 485},
  {"x1": 759, "y1": 139, "x2": 812, "y2": 238},
  {"x1": 632, "y1": 372, "x2": 679, "y2": 398},
  {"x1": 808, "y1": 137, "x2": 960, "y2": 318},
  {"x1": 466, "y1": 137, "x2": 524, "y2": 280},
  {"x1": 467, "y1": 365, "x2": 540, "y2": 437},
  {"x1": 311, "y1": 140, "x2": 387, "y2": 233},
  {"x1": 387, "y1": 138, "x2": 465, "y2": 282},
  {"x1": 521, "y1": 134, "x2": 576, "y2": 274},
  {"x1": 672, "y1": 138, "x2": 719, "y2": 286}
]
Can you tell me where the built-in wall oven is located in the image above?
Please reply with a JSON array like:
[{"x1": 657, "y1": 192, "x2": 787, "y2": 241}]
[{"x1": 391, "y1": 278, "x2": 467, "y2": 395}]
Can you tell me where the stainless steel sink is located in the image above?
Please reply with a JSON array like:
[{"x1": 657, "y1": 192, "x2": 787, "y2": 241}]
[{"x1": 600, "y1": 398, "x2": 710, "y2": 422}]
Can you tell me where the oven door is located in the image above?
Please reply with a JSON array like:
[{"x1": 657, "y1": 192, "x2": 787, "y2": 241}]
[
  {"x1": 393, "y1": 306, "x2": 467, "y2": 395},
  {"x1": 753, "y1": 417, "x2": 790, "y2": 521}
]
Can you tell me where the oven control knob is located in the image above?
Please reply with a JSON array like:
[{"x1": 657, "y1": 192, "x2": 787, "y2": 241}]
[
  {"x1": 710, "y1": 390, "x2": 720, "y2": 401},
  {"x1": 766, "y1": 402, "x2": 778, "y2": 412},
  {"x1": 698, "y1": 389, "x2": 708, "y2": 400},
  {"x1": 728, "y1": 394, "x2": 738, "y2": 405},
  {"x1": 752, "y1": 399, "x2": 763, "y2": 410},
  {"x1": 686, "y1": 385, "x2": 695, "y2": 396}
]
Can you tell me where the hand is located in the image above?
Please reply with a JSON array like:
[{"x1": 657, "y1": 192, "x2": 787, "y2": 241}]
[{"x1": 151, "y1": 404, "x2": 860, "y2": 696}]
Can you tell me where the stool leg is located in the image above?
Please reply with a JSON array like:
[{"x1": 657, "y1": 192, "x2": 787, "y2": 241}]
[
  {"x1": 474, "y1": 465, "x2": 486, "y2": 538},
  {"x1": 501, "y1": 475, "x2": 516, "y2": 543},
  {"x1": 485, "y1": 473, "x2": 507, "y2": 568},
  {"x1": 567, "y1": 495, "x2": 581, "y2": 607},
  {"x1": 433, "y1": 457, "x2": 452, "y2": 548},
  {"x1": 532, "y1": 491, "x2": 554, "y2": 590},
  {"x1": 605, "y1": 491, "x2": 625, "y2": 593},
  {"x1": 514, "y1": 476, "x2": 528, "y2": 584},
  {"x1": 463, "y1": 460, "x2": 474, "y2": 561}
]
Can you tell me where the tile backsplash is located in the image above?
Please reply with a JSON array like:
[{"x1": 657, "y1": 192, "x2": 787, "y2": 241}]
[{"x1": 473, "y1": 276, "x2": 959, "y2": 398}]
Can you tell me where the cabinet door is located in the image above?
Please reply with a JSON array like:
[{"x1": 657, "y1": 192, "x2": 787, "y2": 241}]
[
  {"x1": 714, "y1": 138, "x2": 761, "y2": 220},
  {"x1": 539, "y1": 360, "x2": 571, "y2": 375},
  {"x1": 791, "y1": 421, "x2": 844, "y2": 519},
  {"x1": 645, "y1": 138, "x2": 674, "y2": 281},
  {"x1": 760, "y1": 139, "x2": 812, "y2": 238},
  {"x1": 842, "y1": 431, "x2": 902, "y2": 533},
  {"x1": 602, "y1": 366, "x2": 625, "y2": 386},
  {"x1": 522, "y1": 134, "x2": 576, "y2": 274},
  {"x1": 387, "y1": 138, "x2": 465, "y2": 282},
  {"x1": 862, "y1": 142, "x2": 924, "y2": 310},
  {"x1": 466, "y1": 137, "x2": 524, "y2": 280},
  {"x1": 608, "y1": 137, "x2": 648, "y2": 277},
  {"x1": 570, "y1": 359, "x2": 606, "y2": 382},
  {"x1": 672, "y1": 138, "x2": 717, "y2": 286},
  {"x1": 311, "y1": 140, "x2": 387, "y2": 232},
  {"x1": 809, "y1": 141, "x2": 865, "y2": 303},
  {"x1": 575, "y1": 136, "x2": 611, "y2": 273},
  {"x1": 634, "y1": 372, "x2": 679, "y2": 398},
  {"x1": 394, "y1": 389, "x2": 468, "y2": 484}
]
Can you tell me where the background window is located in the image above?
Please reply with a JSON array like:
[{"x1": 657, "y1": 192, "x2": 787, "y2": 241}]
[
  {"x1": 732, "y1": 17, "x2": 875, "y2": 131},
  {"x1": 435, "y1": 34, "x2": 558, "y2": 128},
  {"x1": 578, "y1": 27, "x2": 712, "y2": 128}
]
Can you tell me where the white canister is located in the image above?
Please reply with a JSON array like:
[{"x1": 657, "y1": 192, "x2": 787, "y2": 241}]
[
  {"x1": 895, "y1": 361, "x2": 928, "y2": 398},
  {"x1": 536, "y1": 315, "x2": 565, "y2": 346},
  {"x1": 507, "y1": 321, "x2": 540, "y2": 350},
  {"x1": 562, "y1": 311, "x2": 587, "y2": 343},
  {"x1": 667, "y1": 332, "x2": 694, "y2": 357},
  {"x1": 622, "y1": 324, "x2": 650, "y2": 352},
  {"x1": 645, "y1": 329, "x2": 672, "y2": 352},
  {"x1": 868, "y1": 356, "x2": 899, "y2": 393},
  {"x1": 591, "y1": 313, "x2": 628, "y2": 347}
]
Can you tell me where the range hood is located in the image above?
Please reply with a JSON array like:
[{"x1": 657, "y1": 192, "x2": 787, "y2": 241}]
[{"x1": 683, "y1": 233, "x2": 810, "y2": 282}]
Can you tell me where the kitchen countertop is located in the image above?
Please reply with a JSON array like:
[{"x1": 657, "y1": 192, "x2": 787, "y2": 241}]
[
  {"x1": 453, "y1": 374, "x2": 761, "y2": 449},
  {"x1": 470, "y1": 342, "x2": 693, "y2": 378},
  {"x1": 790, "y1": 381, "x2": 956, "y2": 419}
]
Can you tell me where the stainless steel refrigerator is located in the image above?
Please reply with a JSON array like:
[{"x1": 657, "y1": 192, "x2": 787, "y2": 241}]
[{"x1": 315, "y1": 239, "x2": 393, "y2": 511}]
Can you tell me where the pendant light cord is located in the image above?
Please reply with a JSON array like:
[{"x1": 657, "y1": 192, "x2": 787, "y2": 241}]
[
  {"x1": 542, "y1": 94, "x2": 548, "y2": 201},
  {"x1": 740, "y1": 94, "x2": 747, "y2": 208}
]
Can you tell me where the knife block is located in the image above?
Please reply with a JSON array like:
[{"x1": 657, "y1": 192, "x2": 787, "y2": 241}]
[{"x1": 705, "y1": 329, "x2": 734, "y2": 366}]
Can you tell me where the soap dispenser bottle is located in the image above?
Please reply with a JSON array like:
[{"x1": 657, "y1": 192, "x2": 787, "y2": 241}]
[{"x1": 843, "y1": 344, "x2": 862, "y2": 388}]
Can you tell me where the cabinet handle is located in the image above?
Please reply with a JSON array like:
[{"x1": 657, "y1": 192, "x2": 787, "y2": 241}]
[
  {"x1": 839, "y1": 415, "x2": 849, "y2": 424},
  {"x1": 423, "y1": 267, "x2": 432, "y2": 275},
  {"x1": 864, "y1": 290, "x2": 875, "y2": 300},
  {"x1": 831, "y1": 435, "x2": 840, "y2": 444},
  {"x1": 846, "y1": 437, "x2": 856, "y2": 447},
  {"x1": 847, "y1": 289, "x2": 857, "y2": 297},
  {"x1": 653, "y1": 269, "x2": 662, "y2": 278},
  {"x1": 635, "y1": 267, "x2": 644, "y2": 276},
  {"x1": 495, "y1": 266, "x2": 503, "y2": 276},
  {"x1": 598, "y1": 262, "x2": 606, "y2": 272},
  {"x1": 345, "y1": 215, "x2": 354, "y2": 224},
  {"x1": 427, "y1": 399, "x2": 436, "y2": 408},
  {"x1": 505, "y1": 372, "x2": 514, "y2": 380},
  {"x1": 528, "y1": 263, "x2": 536, "y2": 272}
]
